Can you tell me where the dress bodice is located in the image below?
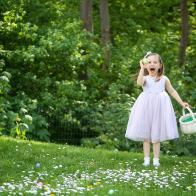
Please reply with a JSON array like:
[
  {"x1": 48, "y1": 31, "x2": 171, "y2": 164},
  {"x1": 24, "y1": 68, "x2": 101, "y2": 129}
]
[{"x1": 142, "y1": 75, "x2": 167, "y2": 93}]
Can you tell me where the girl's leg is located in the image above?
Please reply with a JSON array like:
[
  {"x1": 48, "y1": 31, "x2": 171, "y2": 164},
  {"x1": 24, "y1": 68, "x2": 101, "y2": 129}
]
[
  {"x1": 153, "y1": 142, "x2": 160, "y2": 158},
  {"x1": 143, "y1": 140, "x2": 150, "y2": 166},
  {"x1": 143, "y1": 140, "x2": 150, "y2": 157},
  {"x1": 153, "y1": 142, "x2": 160, "y2": 166}
]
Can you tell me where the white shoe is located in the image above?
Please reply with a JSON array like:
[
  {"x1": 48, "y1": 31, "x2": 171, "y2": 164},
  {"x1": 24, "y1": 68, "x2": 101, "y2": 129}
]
[
  {"x1": 143, "y1": 157, "x2": 150, "y2": 166},
  {"x1": 153, "y1": 158, "x2": 160, "y2": 167}
]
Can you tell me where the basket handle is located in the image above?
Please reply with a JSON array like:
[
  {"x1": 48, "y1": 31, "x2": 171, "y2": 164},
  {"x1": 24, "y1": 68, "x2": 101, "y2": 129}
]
[{"x1": 182, "y1": 107, "x2": 195, "y2": 121}]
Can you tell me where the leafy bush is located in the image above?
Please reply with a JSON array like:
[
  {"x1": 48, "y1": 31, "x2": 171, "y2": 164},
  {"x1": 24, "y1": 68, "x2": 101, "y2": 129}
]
[
  {"x1": 161, "y1": 134, "x2": 196, "y2": 156},
  {"x1": 0, "y1": 58, "x2": 49, "y2": 140},
  {"x1": 0, "y1": 59, "x2": 11, "y2": 134},
  {"x1": 81, "y1": 80, "x2": 143, "y2": 152},
  {"x1": 40, "y1": 80, "x2": 99, "y2": 144}
]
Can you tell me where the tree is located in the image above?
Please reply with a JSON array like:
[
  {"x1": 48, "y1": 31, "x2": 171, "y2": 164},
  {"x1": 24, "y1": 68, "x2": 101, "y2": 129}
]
[
  {"x1": 100, "y1": 0, "x2": 110, "y2": 70},
  {"x1": 80, "y1": 0, "x2": 93, "y2": 32},
  {"x1": 178, "y1": 0, "x2": 189, "y2": 67},
  {"x1": 80, "y1": 0, "x2": 93, "y2": 80}
]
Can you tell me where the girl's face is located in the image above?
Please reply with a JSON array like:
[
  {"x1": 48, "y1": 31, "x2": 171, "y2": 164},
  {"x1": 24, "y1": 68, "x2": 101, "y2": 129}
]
[{"x1": 145, "y1": 55, "x2": 162, "y2": 76}]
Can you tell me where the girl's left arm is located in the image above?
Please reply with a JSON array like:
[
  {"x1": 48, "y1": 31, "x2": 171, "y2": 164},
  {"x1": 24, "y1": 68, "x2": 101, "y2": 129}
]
[{"x1": 165, "y1": 78, "x2": 189, "y2": 108}]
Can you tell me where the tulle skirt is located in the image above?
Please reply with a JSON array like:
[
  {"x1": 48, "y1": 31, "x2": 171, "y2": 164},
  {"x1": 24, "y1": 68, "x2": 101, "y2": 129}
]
[{"x1": 125, "y1": 91, "x2": 179, "y2": 143}]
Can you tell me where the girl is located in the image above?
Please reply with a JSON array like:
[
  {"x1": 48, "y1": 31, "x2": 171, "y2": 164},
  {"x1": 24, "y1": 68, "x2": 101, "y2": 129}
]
[{"x1": 125, "y1": 52, "x2": 189, "y2": 167}]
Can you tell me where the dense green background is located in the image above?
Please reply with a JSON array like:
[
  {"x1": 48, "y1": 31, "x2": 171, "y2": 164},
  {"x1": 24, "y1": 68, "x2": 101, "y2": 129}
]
[{"x1": 0, "y1": 0, "x2": 195, "y2": 155}]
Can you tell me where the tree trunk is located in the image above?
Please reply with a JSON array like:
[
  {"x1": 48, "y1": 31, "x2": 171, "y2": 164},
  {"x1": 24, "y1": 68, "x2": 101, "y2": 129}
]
[
  {"x1": 100, "y1": 0, "x2": 110, "y2": 70},
  {"x1": 80, "y1": 0, "x2": 93, "y2": 32},
  {"x1": 79, "y1": 0, "x2": 93, "y2": 80},
  {"x1": 178, "y1": 0, "x2": 188, "y2": 67}
]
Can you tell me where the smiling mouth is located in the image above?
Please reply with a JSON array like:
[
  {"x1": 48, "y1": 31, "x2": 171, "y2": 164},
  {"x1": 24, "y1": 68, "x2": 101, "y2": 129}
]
[{"x1": 150, "y1": 68, "x2": 155, "y2": 71}]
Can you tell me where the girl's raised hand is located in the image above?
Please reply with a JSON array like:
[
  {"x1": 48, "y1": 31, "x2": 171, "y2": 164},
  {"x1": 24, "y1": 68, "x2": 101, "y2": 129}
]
[{"x1": 140, "y1": 59, "x2": 147, "y2": 69}]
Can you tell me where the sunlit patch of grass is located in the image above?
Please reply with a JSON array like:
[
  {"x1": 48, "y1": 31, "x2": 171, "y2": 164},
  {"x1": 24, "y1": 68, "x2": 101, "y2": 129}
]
[{"x1": 0, "y1": 136, "x2": 195, "y2": 195}]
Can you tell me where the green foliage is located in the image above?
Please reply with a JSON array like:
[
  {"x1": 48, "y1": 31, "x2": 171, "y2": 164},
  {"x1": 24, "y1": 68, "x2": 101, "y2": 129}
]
[
  {"x1": 1, "y1": 89, "x2": 50, "y2": 141},
  {"x1": 0, "y1": 0, "x2": 195, "y2": 155},
  {"x1": 39, "y1": 80, "x2": 100, "y2": 144},
  {"x1": 0, "y1": 59, "x2": 11, "y2": 133},
  {"x1": 0, "y1": 58, "x2": 49, "y2": 140},
  {"x1": 162, "y1": 134, "x2": 196, "y2": 156},
  {"x1": 9, "y1": 92, "x2": 50, "y2": 141},
  {"x1": 82, "y1": 81, "x2": 142, "y2": 152}
]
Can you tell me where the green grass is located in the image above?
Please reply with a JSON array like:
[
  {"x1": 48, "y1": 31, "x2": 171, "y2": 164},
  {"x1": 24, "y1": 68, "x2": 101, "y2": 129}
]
[{"x1": 0, "y1": 136, "x2": 195, "y2": 195}]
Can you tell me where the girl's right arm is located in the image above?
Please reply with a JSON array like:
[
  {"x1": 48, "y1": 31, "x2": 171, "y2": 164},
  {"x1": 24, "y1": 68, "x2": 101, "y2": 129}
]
[{"x1": 136, "y1": 60, "x2": 146, "y2": 86}]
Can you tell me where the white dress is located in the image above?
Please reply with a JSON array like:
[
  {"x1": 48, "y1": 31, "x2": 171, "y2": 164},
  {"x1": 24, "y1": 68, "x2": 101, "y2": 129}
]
[{"x1": 125, "y1": 75, "x2": 179, "y2": 143}]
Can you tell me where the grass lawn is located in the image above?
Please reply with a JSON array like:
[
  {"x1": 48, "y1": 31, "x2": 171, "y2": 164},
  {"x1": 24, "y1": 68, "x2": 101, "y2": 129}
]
[{"x1": 0, "y1": 136, "x2": 195, "y2": 195}]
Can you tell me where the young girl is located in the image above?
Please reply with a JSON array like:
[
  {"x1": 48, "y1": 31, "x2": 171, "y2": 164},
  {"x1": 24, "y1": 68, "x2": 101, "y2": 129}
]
[{"x1": 125, "y1": 52, "x2": 189, "y2": 167}]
